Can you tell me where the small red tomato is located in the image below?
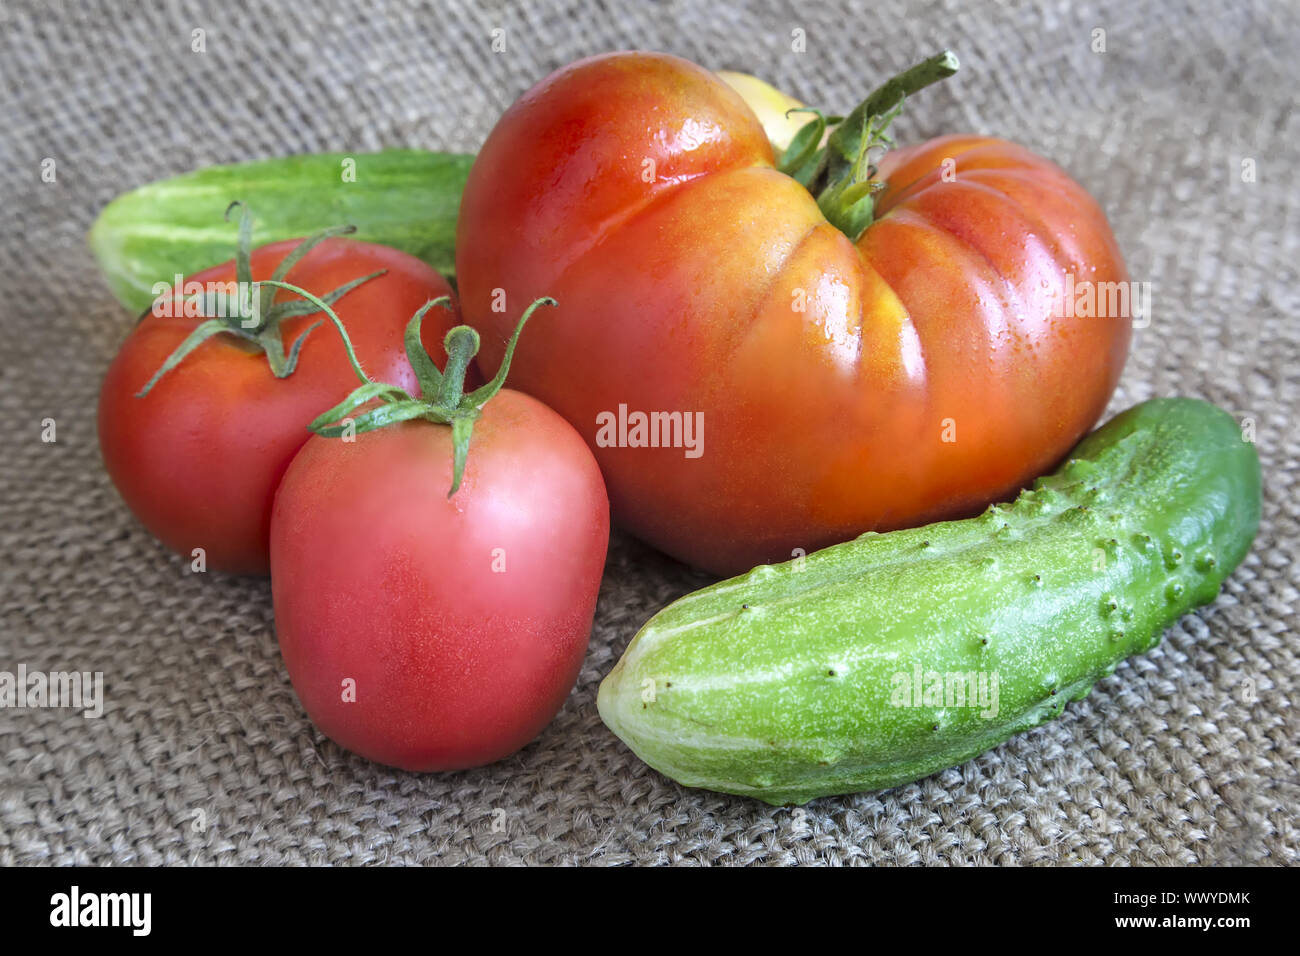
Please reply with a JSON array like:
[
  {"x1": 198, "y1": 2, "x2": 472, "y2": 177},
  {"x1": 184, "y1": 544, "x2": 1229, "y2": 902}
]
[
  {"x1": 270, "y1": 300, "x2": 609, "y2": 771},
  {"x1": 98, "y1": 209, "x2": 463, "y2": 574}
]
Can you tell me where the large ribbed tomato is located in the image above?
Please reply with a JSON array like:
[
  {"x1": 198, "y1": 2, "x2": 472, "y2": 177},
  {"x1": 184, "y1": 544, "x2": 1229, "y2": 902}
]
[{"x1": 456, "y1": 52, "x2": 1130, "y2": 576}]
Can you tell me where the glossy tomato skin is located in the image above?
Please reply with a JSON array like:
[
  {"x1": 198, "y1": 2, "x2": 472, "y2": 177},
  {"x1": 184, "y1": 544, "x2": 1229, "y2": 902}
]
[
  {"x1": 98, "y1": 239, "x2": 463, "y2": 575},
  {"x1": 269, "y1": 389, "x2": 610, "y2": 772},
  {"x1": 456, "y1": 52, "x2": 1130, "y2": 576}
]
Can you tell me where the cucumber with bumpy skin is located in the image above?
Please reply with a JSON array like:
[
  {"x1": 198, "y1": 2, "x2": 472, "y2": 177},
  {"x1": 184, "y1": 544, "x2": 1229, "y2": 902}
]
[
  {"x1": 89, "y1": 150, "x2": 472, "y2": 313},
  {"x1": 598, "y1": 399, "x2": 1261, "y2": 805}
]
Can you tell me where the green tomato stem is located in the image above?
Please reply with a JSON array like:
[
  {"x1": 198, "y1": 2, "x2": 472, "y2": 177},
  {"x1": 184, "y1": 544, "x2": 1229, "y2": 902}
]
[
  {"x1": 302, "y1": 290, "x2": 558, "y2": 497},
  {"x1": 134, "y1": 202, "x2": 384, "y2": 395},
  {"x1": 809, "y1": 51, "x2": 958, "y2": 241},
  {"x1": 436, "y1": 326, "x2": 481, "y2": 409}
]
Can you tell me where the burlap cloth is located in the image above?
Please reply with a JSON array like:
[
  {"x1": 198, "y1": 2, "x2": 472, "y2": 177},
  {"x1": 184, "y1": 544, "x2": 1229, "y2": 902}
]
[{"x1": 1, "y1": 0, "x2": 1296, "y2": 866}]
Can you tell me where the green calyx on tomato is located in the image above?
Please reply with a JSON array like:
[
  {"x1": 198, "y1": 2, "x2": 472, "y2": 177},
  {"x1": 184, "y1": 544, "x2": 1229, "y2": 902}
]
[
  {"x1": 135, "y1": 201, "x2": 385, "y2": 396},
  {"x1": 269, "y1": 280, "x2": 557, "y2": 496},
  {"x1": 786, "y1": 50, "x2": 959, "y2": 241}
]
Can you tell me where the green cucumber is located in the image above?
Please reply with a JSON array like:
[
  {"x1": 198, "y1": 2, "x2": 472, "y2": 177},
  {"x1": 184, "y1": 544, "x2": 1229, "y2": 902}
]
[
  {"x1": 88, "y1": 149, "x2": 472, "y2": 313},
  {"x1": 598, "y1": 398, "x2": 1261, "y2": 805}
]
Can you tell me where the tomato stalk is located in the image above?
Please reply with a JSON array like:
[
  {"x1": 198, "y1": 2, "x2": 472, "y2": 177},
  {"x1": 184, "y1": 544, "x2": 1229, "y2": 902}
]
[
  {"x1": 775, "y1": 108, "x2": 842, "y2": 187},
  {"x1": 269, "y1": 281, "x2": 557, "y2": 496},
  {"x1": 801, "y1": 50, "x2": 959, "y2": 241},
  {"x1": 135, "y1": 201, "x2": 384, "y2": 396}
]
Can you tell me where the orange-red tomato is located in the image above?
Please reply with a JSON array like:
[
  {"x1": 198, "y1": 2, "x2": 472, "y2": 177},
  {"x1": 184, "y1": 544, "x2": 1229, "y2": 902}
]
[
  {"x1": 98, "y1": 239, "x2": 462, "y2": 574},
  {"x1": 456, "y1": 52, "x2": 1131, "y2": 576}
]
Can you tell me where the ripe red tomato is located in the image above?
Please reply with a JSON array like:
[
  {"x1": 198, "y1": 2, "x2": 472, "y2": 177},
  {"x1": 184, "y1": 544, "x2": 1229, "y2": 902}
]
[
  {"x1": 456, "y1": 52, "x2": 1130, "y2": 576},
  {"x1": 98, "y1": 237, "x2": 463, "y2": 574},
  {"x1": 269, "y1": 389, "x2": 609, "y2": 771}
]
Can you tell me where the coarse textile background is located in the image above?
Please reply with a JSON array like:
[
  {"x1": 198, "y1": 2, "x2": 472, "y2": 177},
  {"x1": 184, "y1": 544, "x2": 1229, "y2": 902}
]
[{"x1": 1, "y1": 0, "x2": 1297, "y2": 865}]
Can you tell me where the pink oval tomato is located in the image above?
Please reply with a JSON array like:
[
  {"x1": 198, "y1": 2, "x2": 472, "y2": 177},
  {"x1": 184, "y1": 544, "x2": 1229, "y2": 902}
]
[{"x1": 269, "y1": 389, "x2": 610, "y2": 771}]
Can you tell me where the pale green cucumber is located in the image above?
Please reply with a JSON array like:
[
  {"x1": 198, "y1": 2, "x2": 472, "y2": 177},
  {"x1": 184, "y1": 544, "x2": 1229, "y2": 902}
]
[
  {"x1": 598, "y1": 399, "x2": 1261, "y2": 805},
  {"x1": 88, "y1": 149, "x2": 472, "y2": 313}
]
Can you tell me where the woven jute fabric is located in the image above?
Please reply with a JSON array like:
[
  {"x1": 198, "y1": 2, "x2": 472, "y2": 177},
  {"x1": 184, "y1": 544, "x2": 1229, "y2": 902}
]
[{"x1": 1, "y1": 0, "x2": 1296, "y2": 866}]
